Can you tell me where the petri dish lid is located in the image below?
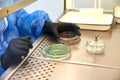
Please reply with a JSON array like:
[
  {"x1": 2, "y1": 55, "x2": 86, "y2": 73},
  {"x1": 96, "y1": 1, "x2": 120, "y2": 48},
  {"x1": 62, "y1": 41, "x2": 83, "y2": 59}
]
[
  {"x1": 59, "y1": 31, "x2": 80, "y2": 44},
  {"x1": 45, "y1": 44, "x2": 71, "y2": 60}
]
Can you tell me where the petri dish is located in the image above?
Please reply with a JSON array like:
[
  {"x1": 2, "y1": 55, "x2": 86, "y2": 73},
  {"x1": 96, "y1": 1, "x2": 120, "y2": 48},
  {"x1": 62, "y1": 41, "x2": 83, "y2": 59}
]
[
  {"x1": 45, "y1": 44, "x2": 71, "y2": 60},
  {"x1": 59, "y1": 31, "x2": 80, "y2": 44}
]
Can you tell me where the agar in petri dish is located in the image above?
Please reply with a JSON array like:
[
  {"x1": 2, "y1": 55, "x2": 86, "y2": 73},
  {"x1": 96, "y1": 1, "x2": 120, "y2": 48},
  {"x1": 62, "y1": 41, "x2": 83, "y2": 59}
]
[{"x1": 45, "y1": 44, "x2": 71, "y2": 60}]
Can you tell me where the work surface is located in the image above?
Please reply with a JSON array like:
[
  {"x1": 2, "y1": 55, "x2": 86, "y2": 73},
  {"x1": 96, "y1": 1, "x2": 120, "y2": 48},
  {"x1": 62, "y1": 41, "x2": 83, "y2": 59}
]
[{"x1": 1, "y1": 24, "x2": 120, "y2": 80}]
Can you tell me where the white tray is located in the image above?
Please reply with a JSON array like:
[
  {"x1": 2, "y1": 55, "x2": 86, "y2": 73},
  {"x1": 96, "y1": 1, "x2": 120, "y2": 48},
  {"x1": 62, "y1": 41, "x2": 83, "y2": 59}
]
[{"x1": 59, "y1": 11, "x2": 113, "y2": 31}]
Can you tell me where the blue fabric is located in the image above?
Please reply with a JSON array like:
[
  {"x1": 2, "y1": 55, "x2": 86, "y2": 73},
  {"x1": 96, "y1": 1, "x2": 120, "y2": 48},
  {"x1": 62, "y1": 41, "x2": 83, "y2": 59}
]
[
  {"x1": 0, "y1": 19, "x2": 6, "y2": 38},
  {"x1": 17, "y1": 10, "x2": 51, "y2": 42},
  {"x1": 0, "y1": 18, "x2": 7, "y2": 58},
  {"x1": 0, "y1": 9, "x2": 51, "y2": 76}
]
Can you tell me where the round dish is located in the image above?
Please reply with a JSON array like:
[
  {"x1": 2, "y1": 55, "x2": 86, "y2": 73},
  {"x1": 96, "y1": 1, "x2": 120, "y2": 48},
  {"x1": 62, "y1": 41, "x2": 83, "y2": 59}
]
[
  {"x1": 59, "y1": 31, "x2": 80, "y2": 44},
  {"x1": 45, "y1": 44, "x2": 71, "y2": 60}
]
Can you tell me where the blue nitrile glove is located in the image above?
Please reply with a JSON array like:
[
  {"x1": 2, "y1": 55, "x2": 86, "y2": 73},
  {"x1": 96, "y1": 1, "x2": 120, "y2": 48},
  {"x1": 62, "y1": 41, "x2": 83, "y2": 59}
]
[
  {"x1": 43, "y1": 21, "x2": 81, "y2": 42},
  {"x1": 1, "y1": 36, "x2": 33, "y2": 70}
]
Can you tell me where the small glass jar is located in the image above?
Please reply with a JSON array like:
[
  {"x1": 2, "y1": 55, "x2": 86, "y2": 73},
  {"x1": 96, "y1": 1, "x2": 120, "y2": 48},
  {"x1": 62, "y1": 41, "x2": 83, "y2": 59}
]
[
  {"x1": 45, "y1": 44, "x2": 71, "y2": 60},
  {"x1": 86, "y1": 35, "x2": 105, "y2": 54}
]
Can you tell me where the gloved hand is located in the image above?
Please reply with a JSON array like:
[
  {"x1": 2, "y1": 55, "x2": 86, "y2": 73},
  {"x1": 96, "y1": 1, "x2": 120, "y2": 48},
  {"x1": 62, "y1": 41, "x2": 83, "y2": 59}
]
[
  {"x1": 43, "y1": 21, "x2": 81, "y2": 42},
  {"x1": 1, "y1": 36, "x2": 33, "y2": 70}
]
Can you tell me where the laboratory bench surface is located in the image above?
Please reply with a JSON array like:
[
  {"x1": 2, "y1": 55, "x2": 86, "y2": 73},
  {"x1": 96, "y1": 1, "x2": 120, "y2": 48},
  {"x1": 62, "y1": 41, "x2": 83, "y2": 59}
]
[{"x1": 1, "y1": 23, "x2": 120, "y2": 80}]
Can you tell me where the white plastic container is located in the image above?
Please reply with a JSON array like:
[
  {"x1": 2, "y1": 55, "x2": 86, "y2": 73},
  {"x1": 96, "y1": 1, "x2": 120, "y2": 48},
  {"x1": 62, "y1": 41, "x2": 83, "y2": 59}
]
[{"x1": 114, "y1": 6, "x2": 120, "y2": 23}]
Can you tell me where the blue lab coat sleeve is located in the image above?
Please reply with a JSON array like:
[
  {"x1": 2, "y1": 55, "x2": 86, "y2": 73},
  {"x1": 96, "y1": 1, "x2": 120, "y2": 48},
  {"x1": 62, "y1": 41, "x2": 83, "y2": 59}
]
[
  {"x1": 0, "y1": 0, "x2": 20, "y2": 76},
  {"x1": 17, "y1": 10, "x2": 51, "y2": 42},
  {"x1": 3, "y1": 14, "x2": 20, "y2": 44},
  {"x1": 3, "y1": 9, "x2": 28, "y2": 43},
  {"x1": 0, "y1": 12, "x2": 20, "y2": 77}
]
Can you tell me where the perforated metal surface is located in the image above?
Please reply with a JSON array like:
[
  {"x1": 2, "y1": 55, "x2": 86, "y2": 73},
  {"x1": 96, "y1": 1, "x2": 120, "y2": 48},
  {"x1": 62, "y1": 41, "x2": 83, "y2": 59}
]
[
  {"x1": 9, "y1": 37, "x2": 57, "y2": 80},
  {"x1": 30, "y1": 38, "x2": 54, "y2": 58},
  {"x1": 10, "y1": 58, "x2": 57, "y2": 80}
]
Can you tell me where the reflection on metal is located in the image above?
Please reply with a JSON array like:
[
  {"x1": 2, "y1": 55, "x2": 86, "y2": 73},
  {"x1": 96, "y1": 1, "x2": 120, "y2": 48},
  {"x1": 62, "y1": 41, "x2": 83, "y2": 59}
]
[{"x1": 0, "y1": 0, "x2": 37, "y2": 19}]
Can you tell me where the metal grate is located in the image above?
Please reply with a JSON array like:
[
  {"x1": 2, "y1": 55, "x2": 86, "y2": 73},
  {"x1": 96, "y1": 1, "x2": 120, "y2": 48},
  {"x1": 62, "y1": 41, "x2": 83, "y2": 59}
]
[
  {"x1": 9, "y1": 37, "x2": 57, "y2": 80},
  {"x1": 30, "y1": 38, "x2": 54, "y2": 58},
  {"x1": 10, "y1": 58, "x2": 57, "y2": 80}
]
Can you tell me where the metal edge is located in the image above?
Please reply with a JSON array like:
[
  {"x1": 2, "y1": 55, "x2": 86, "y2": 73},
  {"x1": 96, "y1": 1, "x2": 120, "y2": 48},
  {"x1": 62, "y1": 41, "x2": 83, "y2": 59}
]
[{"x1": 30, "y1": 56, "x2": 120, "y2": 70}]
